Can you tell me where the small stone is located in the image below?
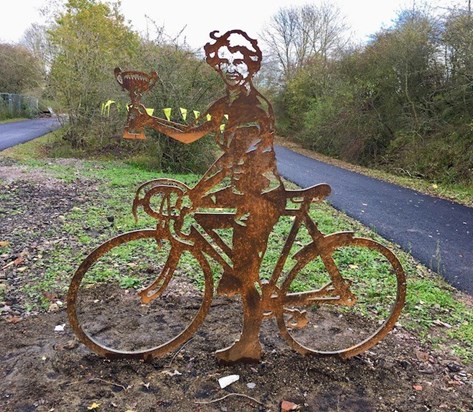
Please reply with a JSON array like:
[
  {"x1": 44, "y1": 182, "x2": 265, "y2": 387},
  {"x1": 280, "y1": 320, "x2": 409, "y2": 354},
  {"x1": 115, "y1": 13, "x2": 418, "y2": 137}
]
[
  {"x1": 247, "y1": 382, "x2": 256, "y2": 389},
  {"x1": 218, "y1": 375, "x2": 239, "y2": 389},
  {"x1": 48, "y1": 303, "x2": 59, "y2": 312},
  {"x1": 64, "y1": 340, "x2": 78, "y2": 350},
  {"x1": 54, "y1": 324, "x2": 65, "y2": 332},
  {"x1": 447, "y1": 363, "x2": 462, "y2": 373}
]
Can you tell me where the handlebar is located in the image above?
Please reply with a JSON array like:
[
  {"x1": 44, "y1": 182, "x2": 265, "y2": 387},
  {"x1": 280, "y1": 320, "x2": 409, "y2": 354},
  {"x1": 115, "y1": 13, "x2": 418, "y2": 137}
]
[
  {"x1": 286, "y1": 184, "x2": 332, "y2": 204},
  {"x1": 132, "y1": 179, "x2": 191, "y2": 223}
]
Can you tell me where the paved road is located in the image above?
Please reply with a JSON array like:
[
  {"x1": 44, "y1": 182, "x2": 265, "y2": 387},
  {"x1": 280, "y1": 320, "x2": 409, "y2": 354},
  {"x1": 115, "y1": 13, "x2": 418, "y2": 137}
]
[
  {"x1": 275, "y1": 145, "x2": 473, "y2": 295},
  {"x1": 0, "y1": 118, "x2": 62, "y2": 151}
]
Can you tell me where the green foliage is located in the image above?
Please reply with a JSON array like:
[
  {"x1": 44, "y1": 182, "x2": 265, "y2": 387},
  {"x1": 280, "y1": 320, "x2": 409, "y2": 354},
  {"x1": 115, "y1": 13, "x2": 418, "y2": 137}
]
[
  {"x1": 46, "y1": 1, "x2": 221, "y2": 173},
  {"x1": 275, "y1": 6, "x2": 473, "y2": 186},
  {"x1": 0, "y1": 43, "x2": 43, "y2": 95},
  {"x1": 130, "y1": 41, "x2": 222, "y2": 173},
  {"x1": 48, "y1": 0, "x2": 140, "y2": 148}
]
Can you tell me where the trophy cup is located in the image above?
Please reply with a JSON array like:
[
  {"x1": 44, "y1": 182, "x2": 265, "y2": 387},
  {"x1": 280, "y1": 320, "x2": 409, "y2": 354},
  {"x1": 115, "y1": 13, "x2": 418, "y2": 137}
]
[{"x1": 114, "y1": 67, "x2": 158, "y2": 140}]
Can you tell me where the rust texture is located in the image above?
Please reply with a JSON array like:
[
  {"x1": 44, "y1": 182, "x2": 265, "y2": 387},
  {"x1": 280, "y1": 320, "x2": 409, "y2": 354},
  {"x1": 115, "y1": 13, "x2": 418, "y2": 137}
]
[{"x1": 67, "y1": 30, "x2": 406, "y2": 364}]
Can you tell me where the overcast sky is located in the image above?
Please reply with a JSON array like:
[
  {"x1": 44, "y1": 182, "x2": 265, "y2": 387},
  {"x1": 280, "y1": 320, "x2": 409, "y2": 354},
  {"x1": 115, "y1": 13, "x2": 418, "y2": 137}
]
[{"x1": 0, "y1": 0, "x2": 455, "y2": 50}]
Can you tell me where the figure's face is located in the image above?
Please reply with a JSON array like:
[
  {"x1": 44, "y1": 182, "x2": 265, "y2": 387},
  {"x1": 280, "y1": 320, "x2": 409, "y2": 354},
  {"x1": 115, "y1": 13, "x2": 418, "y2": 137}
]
[{"x1": 217, "y1": 46, "x2": 250, "y2": 87}]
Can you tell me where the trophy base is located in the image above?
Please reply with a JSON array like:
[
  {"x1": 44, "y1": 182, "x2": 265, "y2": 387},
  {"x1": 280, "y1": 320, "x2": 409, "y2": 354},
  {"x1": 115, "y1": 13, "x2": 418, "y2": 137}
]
[{"x1": 123, "y1": 128, "x2": 146, "y2": 140}]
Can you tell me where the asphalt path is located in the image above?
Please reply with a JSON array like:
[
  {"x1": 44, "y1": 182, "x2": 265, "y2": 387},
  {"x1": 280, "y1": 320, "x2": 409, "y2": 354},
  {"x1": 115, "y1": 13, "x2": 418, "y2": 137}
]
[
  {"x1": 275, "y1": 145, "x2": 473, "y2": 295},
  {"x1": 0, "y1": 118, "x2": 62, "y2": 151}
]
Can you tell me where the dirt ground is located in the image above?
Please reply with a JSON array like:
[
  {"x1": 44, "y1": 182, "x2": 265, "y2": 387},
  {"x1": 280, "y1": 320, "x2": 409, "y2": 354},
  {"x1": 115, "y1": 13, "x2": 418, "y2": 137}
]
[{"x1": 1, "y1": 157, "x2": 472, "y2": 412}]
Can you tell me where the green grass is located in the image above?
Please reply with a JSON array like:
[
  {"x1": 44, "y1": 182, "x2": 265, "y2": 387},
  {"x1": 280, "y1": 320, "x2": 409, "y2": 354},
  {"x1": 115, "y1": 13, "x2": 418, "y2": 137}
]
[
  {"x1": 1, "y1": 136, "x2": 473, "y2": 361},
  {"x1": 0, "y1": 117, "x2": 30, "y2": 124}
]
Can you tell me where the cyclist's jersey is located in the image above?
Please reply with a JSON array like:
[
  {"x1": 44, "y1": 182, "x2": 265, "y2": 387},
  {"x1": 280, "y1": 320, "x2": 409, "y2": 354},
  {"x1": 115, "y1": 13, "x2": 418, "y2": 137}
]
[{"x1": 211, "y1": 88, "x2": 283, "y2": 200}]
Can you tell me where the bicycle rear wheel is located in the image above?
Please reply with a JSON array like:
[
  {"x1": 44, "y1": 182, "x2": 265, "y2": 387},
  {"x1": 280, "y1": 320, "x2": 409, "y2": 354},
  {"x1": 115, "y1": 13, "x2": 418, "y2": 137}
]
[
  {"x1": 67, "y1": 229, "x2": 213, "y2": 360},
  {"x1": 276, "y1": 234, "x2": 406, "y2": 358}
]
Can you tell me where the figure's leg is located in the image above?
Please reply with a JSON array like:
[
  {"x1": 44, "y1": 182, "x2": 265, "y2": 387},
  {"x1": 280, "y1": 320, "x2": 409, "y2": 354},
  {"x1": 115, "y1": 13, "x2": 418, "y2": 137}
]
[
  {"x1": 216, "y1": 283, "x2": 263, "y2": 363},
  {"x1": 216, "y1": 199, "x2": 282, "y2": 363}
]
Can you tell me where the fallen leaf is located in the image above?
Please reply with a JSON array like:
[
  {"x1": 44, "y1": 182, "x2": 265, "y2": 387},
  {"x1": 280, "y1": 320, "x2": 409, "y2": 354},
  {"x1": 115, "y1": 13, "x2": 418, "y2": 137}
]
[
  {"x1": 433, "y1": 319, "x2": 452, "y2": 328},
  {"x1": 0, "y1": 241, "x2": 10, "y2": 248},
  {"x1": 415, "y1": 349, "x2": 429, "y2": 362},
  {"x1": 281, "y1": 400, "x2": 301, "y2": 411},
  {"x1": 1, "y1": 256, "x2": 24, "y2": 270},
  {"x1": 161, "y1": 369, "x2": 182, "y2": 377},
  {"x1": 6, "y1": 316, "x2": 22, "y2": 324},
  {"x1": 87, "y1": 402, "x2": 100, "y2": 410},
  {"x1": 413, "y1": 384, "x2": 423, "y2": 391}
]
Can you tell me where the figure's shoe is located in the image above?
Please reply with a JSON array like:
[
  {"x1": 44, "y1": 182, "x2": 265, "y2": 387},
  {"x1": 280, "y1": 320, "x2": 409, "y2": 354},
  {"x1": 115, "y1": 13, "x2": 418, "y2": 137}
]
[
  {"x1": 216, "y1": 339, "x2": 262, "y2": 364},
  {"x1": 216, "y1": 272, "x2": 241, "y2": 297}
]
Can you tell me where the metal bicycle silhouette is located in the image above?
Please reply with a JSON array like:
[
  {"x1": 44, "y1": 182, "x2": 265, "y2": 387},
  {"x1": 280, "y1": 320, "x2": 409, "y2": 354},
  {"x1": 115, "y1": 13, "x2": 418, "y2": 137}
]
[{"x1": 67, "y1": 30, "x2": 406, "y2": 364}]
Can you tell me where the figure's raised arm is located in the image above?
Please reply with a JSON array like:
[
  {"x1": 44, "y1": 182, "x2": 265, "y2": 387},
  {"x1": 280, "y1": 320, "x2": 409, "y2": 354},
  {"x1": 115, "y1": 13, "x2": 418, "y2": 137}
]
[{"x1": 126, "y1": 102, "x2": 224, "y2": 144}]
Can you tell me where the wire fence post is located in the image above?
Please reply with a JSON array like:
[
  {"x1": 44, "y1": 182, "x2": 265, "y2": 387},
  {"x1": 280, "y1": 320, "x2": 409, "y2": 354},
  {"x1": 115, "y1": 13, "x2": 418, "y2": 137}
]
[{"x1": 0, "y1": 93, "x2": 39, "y2": 119}]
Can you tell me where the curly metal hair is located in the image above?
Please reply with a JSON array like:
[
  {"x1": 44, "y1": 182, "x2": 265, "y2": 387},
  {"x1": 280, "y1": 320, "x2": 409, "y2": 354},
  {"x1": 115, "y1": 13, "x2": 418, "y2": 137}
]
[{"x1": 204, "y1": 30, "x2": 262, "y2": 75}]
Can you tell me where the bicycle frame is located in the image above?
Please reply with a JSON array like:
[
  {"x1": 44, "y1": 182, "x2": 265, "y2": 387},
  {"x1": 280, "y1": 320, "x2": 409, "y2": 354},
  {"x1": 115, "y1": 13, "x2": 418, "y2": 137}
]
[{"x1": 138, "y1": 186, "x2": 355, "y2": 312}]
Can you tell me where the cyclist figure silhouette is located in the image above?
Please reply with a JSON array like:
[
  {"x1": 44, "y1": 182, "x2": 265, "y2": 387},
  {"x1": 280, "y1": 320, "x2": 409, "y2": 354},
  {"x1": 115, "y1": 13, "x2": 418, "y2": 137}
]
[
  {"x1": 68, "y1": 30, "x2": 406, "y2": 364},
  {"x1": 126, "y1": 29, "x2": 286, "y2": 362}
]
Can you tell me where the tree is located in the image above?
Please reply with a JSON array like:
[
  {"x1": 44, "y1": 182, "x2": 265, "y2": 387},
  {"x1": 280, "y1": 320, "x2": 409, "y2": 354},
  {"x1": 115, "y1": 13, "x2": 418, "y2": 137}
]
[
  {"x1": 443, "y1": 10, "x2": 473, "y2": 116},
  {"x1": 0, "y1": 43, "x2": 43, "y2": 94},
  {"x1": 260, "y1": 2, "x2": 347, "y2": 82},
  {"x1": 48, "y1": 0, "x2": 140, "y2": 147},
  {"x1": 21, "y1": 23, "x2": 53, "y2": 77}
]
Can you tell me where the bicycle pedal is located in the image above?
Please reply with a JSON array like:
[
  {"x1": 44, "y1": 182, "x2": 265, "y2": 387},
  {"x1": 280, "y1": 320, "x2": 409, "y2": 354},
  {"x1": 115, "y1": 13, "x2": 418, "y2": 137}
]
[{"x1": 288, "y1": 309, "x2": 308, "y2": 329}]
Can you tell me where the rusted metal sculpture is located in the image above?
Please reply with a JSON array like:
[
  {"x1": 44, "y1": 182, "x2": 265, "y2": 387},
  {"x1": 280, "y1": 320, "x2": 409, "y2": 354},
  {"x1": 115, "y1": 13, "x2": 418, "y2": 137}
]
[{"x1": 67, "y1": 30, "x2": 406, "y2": 364}]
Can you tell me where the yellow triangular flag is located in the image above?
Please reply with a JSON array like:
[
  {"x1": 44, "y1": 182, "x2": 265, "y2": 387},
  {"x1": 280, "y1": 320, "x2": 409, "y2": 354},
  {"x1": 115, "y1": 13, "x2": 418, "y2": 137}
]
[
  {"x1": 163, "y1": 108, "x2": 172, "y2": 121},
  {"x1": 224, "y1": 114, "x2": 229, "y2": 120},
  {"x1": 220, "y1": 124, "x2": 226, "y2": 132},
  {"x1": 193, "y1": 110, "x2": 200, "y2": 120},
  {"x1": 180, "y1": 107, "x2": 188, "y2": 121},
  {"x1": 146, "y1": 108, "x2": 154, "y2": 116},
  {"x1": 206, "y1": 114, "x2": 212, "y2": 121},
  {"x1": 104, "y1": 100, "x2": 115, "y2": 116}
]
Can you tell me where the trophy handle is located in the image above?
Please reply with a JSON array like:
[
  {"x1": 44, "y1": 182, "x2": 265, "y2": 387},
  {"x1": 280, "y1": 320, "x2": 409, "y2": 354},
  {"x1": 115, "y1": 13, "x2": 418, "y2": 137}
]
[{"x1": 114, "y1": 67, "x2": 124, "y2": 87}]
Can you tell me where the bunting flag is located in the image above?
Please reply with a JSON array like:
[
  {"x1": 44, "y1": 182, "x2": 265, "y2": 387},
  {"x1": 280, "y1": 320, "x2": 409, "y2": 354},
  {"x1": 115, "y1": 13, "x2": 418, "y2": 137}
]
[
  {"x1": 101, "y1": 100, "x2": 116, "y2": 116},
  {"x1": 163, "y1": 108, "x2": 172, "y2": 121},
  {"x1": 102, "y1": 102, "x2": 230, "y2": 132}
]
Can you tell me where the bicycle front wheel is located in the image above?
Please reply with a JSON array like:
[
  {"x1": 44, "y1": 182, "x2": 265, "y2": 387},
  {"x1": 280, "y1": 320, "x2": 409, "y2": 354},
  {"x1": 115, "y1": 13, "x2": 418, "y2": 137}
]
[
  {"x1": 67, "y1": 229, "x2": 213, "y2": 360},
  {"x1": 276, "y1": 234, "x2": 406, "y2": 358}
]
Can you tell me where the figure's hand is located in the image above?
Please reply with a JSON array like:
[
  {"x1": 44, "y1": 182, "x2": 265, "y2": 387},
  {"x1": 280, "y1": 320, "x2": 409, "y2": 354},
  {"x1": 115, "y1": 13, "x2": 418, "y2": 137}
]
[
  {"x1": 127, "y1": 104, "x2": 150, "y2": 130},
  {"x1": 123, "y1": 104, "x2": 150, "y2": 140}
]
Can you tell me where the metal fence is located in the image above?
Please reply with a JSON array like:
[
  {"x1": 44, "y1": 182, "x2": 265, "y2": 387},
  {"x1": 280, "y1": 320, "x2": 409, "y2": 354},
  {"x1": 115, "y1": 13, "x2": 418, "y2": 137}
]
[{"x1": 0, "y1": 93, "x2": 39, "y2": 118}]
